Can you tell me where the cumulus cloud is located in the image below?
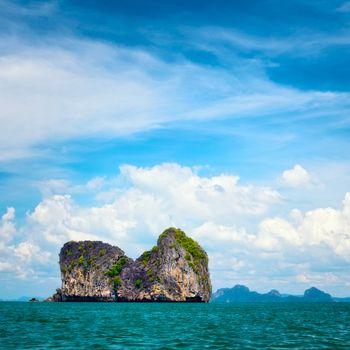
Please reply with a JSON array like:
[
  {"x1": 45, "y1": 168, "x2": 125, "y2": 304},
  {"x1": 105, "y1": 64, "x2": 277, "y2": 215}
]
[
  {"x1": 0, "y1": 207, "x2": 53, "y2": 281},
  {"x1": 191, "y1": 192, "x2": 350, "y2": 293},
  {"x1": 13, "y1": 242, "x2": 51, "y2": 264},
  {"x1": 256, "y1": 193, "x2": 350, "y2": 261},
  {"x1": 280, "y1": 164, "x2": 314, "y2": 188},
  {"x1": 1, "y1": 163, "x2": 350, "y2": 296},
  {"x1": 120, "y1": 163, "x2": 280, "y2": 220},
  {"x1": 28, "y1": 194, "x2": 134, "y2": 246},
  {"x1": 22, "y1": 164, "x2": 280, "y2": 256},
  {"x1": 0, "y1": 207, "x2": 16, "y2": 246},
  {"x1": 0, "y1": 163, "x2": 280, "y2": 289}
]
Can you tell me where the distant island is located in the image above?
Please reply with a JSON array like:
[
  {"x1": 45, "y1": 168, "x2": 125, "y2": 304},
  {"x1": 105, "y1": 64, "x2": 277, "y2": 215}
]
[
  {"x1": 211, "y1": 284, "x2": 350, "y2": 303},
  {"x1": 47, "y1": 228, "x2": 211, "y2": 302}
]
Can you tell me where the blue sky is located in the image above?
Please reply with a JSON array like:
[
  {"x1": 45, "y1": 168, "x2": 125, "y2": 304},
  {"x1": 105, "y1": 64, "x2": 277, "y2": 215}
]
[{"x1": 1, "y1": 0, "x2": 350, "y2": 299}]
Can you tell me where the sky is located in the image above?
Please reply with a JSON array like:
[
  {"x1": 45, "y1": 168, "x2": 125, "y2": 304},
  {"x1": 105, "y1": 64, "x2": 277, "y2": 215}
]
[{"x1": 1, "y1": 0, "x2": 350, "y2": 299}]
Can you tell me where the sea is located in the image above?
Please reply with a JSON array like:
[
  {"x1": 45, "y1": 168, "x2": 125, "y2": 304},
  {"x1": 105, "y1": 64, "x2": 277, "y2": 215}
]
[{"x1": 1, "y1": 302, "x2": 350, "y2": 349}]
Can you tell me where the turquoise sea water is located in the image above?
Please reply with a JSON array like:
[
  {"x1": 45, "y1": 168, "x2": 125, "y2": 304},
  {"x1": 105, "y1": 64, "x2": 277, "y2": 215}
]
[{"x1": 1, "y1": 302, "x2": 350, "y2": 349}]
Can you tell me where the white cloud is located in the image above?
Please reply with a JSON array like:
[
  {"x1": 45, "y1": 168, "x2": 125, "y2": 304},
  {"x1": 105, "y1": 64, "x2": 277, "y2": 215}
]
[
  {"x1": 14, "y1": 242, "x2": 51, "y2": 264},
  {"x1": 0, "y1": 261, "x2": 11, "y2": 271},
  {"x1": 295, "y1": 272, "x2": 344, "y2": 289},
  {"x1": 192, "y1": 222, "x2": 253, "y2": 244},
  {"x1": 0, "y1": 41, "x2": 173, "y2": 160},
  {"x1": 86, "y1": 177, "x2": 106, "y2": 190},
  {"x1": 280, "y1": 164, "x2": 313, "y2": 188},
  {"x1": 1, "y1": 164, "x2": 350, "y2": 296},
  {"x1": 36, "y1": 179, "x2": 79, "y2": 197},
  {"x1": 21, "y1": 164, "x2": 280, "y2": 257},
  {"x1": 255, "y1": 193, "x2": 350, "y2": 262},
  {"x1": 1, "y1": 34, "x2": 350, "y2": 161},
  {"x1": 0, "y1": 164, "x2": 270, "y2": 297},
  {"x1": 0, "y1": 207, "x2": 16, "y2": 246},
  {"x1": 120, "y1": 163, "x2": 280, "y2": 220},
  {"x1": 183, "y1": 191, "x2": 350, "y2": 294},
  {"x1": 0, "y1": 163, "x2": 280, "y2": 290},
  {"x1": 0, "y1": 207, "x2": 54, "y2": 281},
  {"x1": 2, "y1": 207, "x2": 14, "y2": 221},
  {"x1": 256, "y1": 217, "x2": 300, "y2": 249},
  {"x1": 28, "y1": 194, "x2": 134, "y2": 247}
]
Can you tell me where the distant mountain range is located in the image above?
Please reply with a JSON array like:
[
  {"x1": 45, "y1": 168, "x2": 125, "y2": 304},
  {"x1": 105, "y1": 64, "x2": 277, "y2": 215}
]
[{"x1": 211, "y1": 285, "x2": 350, "y2": 303}]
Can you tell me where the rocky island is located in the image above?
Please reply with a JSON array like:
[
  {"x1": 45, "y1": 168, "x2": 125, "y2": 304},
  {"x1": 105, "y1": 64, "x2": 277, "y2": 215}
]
[{"x1": 48, "y1": 228, "x2": 211, "y2": 302}]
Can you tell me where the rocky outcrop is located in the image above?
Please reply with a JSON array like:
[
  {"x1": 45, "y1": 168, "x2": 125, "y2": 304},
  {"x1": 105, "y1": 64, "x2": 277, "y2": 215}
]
[
  {"x1": 52, "y1": 228, "x2": 211, "y2": 302},
  {"x1": 29, "y1": 298, "x2": 39, "y2": 302},
  {"x1": 118, "y1": 228, "x2": 211, "y2": 301},
  {"x1": 44, "y1": 288, "x2": 63, "y2": 302},
  {"x1": 58, "y1": 241, "x2": 128, "y2": 301}
]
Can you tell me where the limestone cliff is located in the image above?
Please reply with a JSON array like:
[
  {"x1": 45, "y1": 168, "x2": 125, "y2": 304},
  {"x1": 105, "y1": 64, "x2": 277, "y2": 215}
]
[
  {"x1": 59, "y1": 241, "x2": 129, "y2": 301},
  {"x1": 118, "y1": 228, "x2": 211, "y2": 301},
  {"x1": 53, "y1": 228, "x2": 211, "y2": 302}
]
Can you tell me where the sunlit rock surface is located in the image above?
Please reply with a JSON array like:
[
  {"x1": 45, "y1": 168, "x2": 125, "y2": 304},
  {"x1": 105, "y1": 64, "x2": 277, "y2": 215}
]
[{"x1": 51, "y1": 228, "x2": 211, "y2": 302}]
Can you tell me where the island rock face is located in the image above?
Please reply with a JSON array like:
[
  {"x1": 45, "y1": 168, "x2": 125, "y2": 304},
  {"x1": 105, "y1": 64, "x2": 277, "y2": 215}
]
[
  {"x1": 59, "y1": 241, "x2": 128, "y2": 301},
  {"x1": 55, "y1": 228, "x2": 211, "y2": 302}
]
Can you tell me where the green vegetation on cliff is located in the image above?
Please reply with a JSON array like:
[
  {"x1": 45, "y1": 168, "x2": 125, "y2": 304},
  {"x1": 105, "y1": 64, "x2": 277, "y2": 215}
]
[
  {"x1": 140, "y1": 246, "x2": 158, "y2": 266},
  {"x1": 57, "y1": 231, "x2": 211, "y2": 302},
  {"x1": 99, "y1": 248, "x2": 107, "y2": 257},
  {"x1": 78, "y1": 255, "x2": 85, "y2": 265},
  {"x1": 112, "y1": 276, "x2": 121, "y2": 287},
  {"x1": 160, "y1": 227, "x2": 208, "y2": 263},
  {"x1": 135, "y1": 279, "x2": 142, "y2": 288},
  {"x1": 106, "y1": 256, "x2": 128, "y2": 278}
]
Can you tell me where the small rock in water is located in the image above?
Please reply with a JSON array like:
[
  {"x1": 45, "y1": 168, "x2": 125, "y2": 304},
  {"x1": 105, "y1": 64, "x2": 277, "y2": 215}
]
[{"x1": 29, "y1": 298, "x2": 39, "y2": 302}]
